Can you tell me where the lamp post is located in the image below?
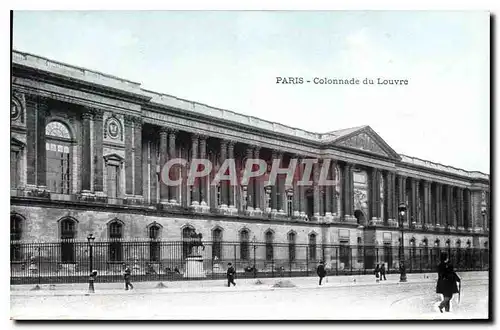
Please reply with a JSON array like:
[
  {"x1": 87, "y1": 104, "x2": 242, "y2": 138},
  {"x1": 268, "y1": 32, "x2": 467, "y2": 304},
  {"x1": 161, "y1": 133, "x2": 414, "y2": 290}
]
[
  {"x1": 87, "y1": 233, "x2": 95, "y2": 292},
  {"x1": 398, "y1": 203, "x2": 407, "y2": 282}
]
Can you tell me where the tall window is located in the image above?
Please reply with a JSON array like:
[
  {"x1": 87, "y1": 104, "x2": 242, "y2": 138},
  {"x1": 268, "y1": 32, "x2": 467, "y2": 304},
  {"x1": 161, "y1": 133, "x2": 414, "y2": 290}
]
[
  {"x1": 212, "y1": 228, "x2": 223, "y2": 260},
  {"x1": 240, "y1": 230, "x2": 250, "y2": 261},
  {"x1": 46, "y1": 121, "x2": 71, "y2": 194},
  {"x1": 265, "y1": 187, "x2": 271, "y2": 210},
  {"x1": 287, "y1": 194, "x2": 293, "y2": 217},
  {"x1": 109, "y1": 221, "x2": 123, "y2": 262},
  {"x1": 60, "y1": 218, "x2": 76, "y2": 263},
  {"x1": 265, "y1": 231, "x2": 274, "y2": 261},
  {"x1": 10, "y1": 215, "x2": 22, "y2": 261},
  {"x1": 149, "y1": 225, "x2": 161, "y2": 262},
  {"x1": 288, "y1": 232, "x2": 296, "y2": 262},
  {"x1": 309, "y1": 233, "x2": 317, "y2": 260}
]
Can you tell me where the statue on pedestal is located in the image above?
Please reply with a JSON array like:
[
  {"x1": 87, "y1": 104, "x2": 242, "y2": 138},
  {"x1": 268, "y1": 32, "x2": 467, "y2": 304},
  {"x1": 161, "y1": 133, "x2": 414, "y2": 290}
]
[{"x1": 186, "y1": 228, "x2": 205, "y2": 257}]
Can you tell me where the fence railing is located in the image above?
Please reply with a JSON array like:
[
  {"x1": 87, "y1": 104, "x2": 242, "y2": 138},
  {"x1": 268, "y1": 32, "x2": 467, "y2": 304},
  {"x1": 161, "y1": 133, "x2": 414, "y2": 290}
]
[{"x1": 10, "y1": 240, "x2": 489, "y2": 285}]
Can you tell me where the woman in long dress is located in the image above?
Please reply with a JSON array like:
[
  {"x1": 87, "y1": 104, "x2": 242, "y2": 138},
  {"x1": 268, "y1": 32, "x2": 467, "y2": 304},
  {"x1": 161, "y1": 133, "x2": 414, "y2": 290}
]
[{"x1": 436, "y1": 253, "x2": 461, "y2": 313}]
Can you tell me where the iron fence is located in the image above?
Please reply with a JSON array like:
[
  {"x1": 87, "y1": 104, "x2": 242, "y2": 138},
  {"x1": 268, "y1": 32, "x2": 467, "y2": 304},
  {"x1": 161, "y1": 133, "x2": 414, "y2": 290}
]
[{"x1": 10, "y1": 240, "x2": 489, "y2": 285}]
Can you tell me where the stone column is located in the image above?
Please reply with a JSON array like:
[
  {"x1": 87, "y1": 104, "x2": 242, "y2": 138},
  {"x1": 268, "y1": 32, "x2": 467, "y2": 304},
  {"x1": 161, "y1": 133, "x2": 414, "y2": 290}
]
[
  {"x1": 338, "y1": 163, "x2": 344, "y2": 219},
  {"x1": 415, "y1": 179, "x2": 421, "y2": 228},
  {"x1": 435, "y1": 183, "x2": 441, "y2": 227},
  {"x1": 271, "y1": 150, "x2": 278, "y2": 213},
  {"x1": 410, "y1": 178, "x2": 417, "y2": 226},
  {"x1": 25, "y1": 94, "x2": 37, "y2": 187},
  {"x1": 227, "y1": 141, "x2": 235, "y2": 208},
  {"x1": 191, "y1": 134, "x2": 200, "y2": 206},
  {"x1": 423, "y1": 181, "x2": 430, "y2": 228},
  {"x1": 457, "y1": 188, "x2": 464, "y2": 230},
  {"x1": 292, "y1": 155, "x2": 300, "y2": 217},
  {"x1": 332, "y1": 161, "x2": 338, "y2": 217},
  {"x1": 36, "y1": 98, "x2": 49, "y2": 189},
  {"x1": 277, "y1": 152, "x2": 285, "y2": 213},
  {"x1": 124, "y1": 116, "x2": 134, "y2": 196},
  {"x1": 324, "y1": 163, "x2": 332, "y2": 218},
  {"x1": 370, "y1": 168, "x2": 379, "y2": 221},
  {"x1": 168, "y1": 129, "x2": 178, "y2": 203},
  {"x1": 299, "y1": 159, "x2": 306, "y2": 217},
  {"x1": 245, "y1": 146, "x2": 254, "y2": 210},
  {"x1": 159, "y1": 127, "x2": 169, "y2": 203},
  {"x1": 313, "y1": 160, "x2": 321, "y2": 220},
  {"x1": 383, "y1": 171, "x2": 390, "y2": 225},
  {"x1": 149, "y1": 141, "x2": 158, "y2": 203},
  {"x1": 485, "y1": 191, "x2": 490, "y2": 232},
  {"x1": 199, "y1": 135, "x2": 208, "y2": 206},
  {"x1": 253, "y1": 147, "x2": 261, "y2": 211},
  {"x1": 349, "y1": 164, "x2": 355, "y2": 217},
  {"x1": 218, "y1": 139, "x2": 227, "y2": 207},
  {"x1": 94, "y1": 110, "x2": 104, "y2": 193},
  {"x1": 464, "y1": 189, "x2": 471, "y2": 230},
  {"x1": 343, "y1": 162, "x2": 351, "y2": 220},
  {"x1": 446, "y1": 185, "x2": 453, "y2": 228},
  {"x1": 81, "y1": 111, "x2": 93, "y2": 192}
]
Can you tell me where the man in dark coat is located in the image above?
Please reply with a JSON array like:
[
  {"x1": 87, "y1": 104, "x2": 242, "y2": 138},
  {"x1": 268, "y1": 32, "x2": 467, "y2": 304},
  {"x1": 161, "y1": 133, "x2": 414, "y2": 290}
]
[
  {"x1": 374, "y1": 264, "x2": 380, "y2": 282},
  {"x1": 317, "y1": 261, "x2": 327, "y2": 285},
  {"x1": 436, "y1": 253, "x2": 460, "y2": 312},
  {"x1": 380, "y1": 264, "x2": 387, "y2": 281},
  {"x1": 123, "y1": 265, "x2": 134, "y2": 290},
  {"x1": 227, "y1": 262, "x2": 236, "y2": 287}
]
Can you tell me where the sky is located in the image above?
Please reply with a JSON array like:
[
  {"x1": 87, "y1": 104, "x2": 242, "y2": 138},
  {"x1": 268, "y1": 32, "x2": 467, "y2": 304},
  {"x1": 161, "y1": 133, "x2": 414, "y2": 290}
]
[{"x1": 12, "y1": 11, "x2": 490, "y2": 173}]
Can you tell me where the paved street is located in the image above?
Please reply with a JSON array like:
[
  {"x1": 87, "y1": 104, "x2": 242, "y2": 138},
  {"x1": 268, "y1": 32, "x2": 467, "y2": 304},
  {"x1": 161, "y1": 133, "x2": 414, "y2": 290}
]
[{"x1": 11, "y1": 275, "x2": 488, "y2": 320}]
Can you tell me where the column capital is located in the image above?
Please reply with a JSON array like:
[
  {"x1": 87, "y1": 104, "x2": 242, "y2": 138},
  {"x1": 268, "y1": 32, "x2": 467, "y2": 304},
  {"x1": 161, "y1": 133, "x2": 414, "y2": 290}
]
[
  {"x1": 81, "y1": 112, "x2": 93, "y2": 120},
  {"x1": 198, "y1": 134, "x2": 209, "y2": 140},
  {"x1": 191, "y1": 133, "x2": 200, "y2": 140},
  {"x1": 227, "y1": 140, "x2": 235, "y2": 148}
]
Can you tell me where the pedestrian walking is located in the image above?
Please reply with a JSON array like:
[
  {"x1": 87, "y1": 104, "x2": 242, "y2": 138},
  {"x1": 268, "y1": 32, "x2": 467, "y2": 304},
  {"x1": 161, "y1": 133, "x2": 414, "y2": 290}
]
[
  {"x1": 374, "y1": 264, "x2": 380, "y2": 282},
  {"x1": 380, "y1": 263, "x2": 387, "y2": 281},
  {"x1": 123, "y1": 265, "x2": 134, "y2": 290},
  {"x1": 317, "y1": 260, "x2": 327, "y2": 285},
  {"x1": 227, "y1": 262, "x2": 236, "y2": 287},
  {"x1": 88, "y1": 270, "x2": 97, "y2": 293},
  {"x1": 436, "y1": 253, "x2": 461, "y2": 313}
]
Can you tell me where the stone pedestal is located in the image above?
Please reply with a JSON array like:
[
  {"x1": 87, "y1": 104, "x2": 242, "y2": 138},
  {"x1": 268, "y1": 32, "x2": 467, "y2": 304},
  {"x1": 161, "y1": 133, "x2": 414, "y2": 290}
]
[{"x1": 183, "y1": 256, "x2": 206, "y2": 278}]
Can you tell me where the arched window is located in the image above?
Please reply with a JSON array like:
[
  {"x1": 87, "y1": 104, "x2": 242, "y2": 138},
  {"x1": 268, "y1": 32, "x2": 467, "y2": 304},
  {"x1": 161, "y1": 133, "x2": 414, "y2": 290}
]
[
  {"x1": 212, "y1": 228, "x2": 223, "y2": 260},
  {"x1": 239, "y1": 229, "x2": 250, "y2": 261},
  {"x1": 149, "y1": 224, "x2": 161, "y2": 262},
  {"x1": 265, "y1": 230, "x2": 274, "y2": 261},
  {"x1": 182, "y1": 226, "x2": 195, "y2": 259},
  {"x1": 46, "y1": 121, "x2": 72, "y2": 194},
  {"x1": 309, "y1": 233, "x2": 317, "y2": 260},
  {"x1": 10, "y1": 215, "x2": 23, "y2": 262},
  {"x1": 288, "y1": 232, "x2": 296, "y2": 262},
  {"x1": 60, "y1": 218, "x2": 77, "y2": 263},
  {"x1": 108, "y1": 220, "x2": 123, "y2": 262}
]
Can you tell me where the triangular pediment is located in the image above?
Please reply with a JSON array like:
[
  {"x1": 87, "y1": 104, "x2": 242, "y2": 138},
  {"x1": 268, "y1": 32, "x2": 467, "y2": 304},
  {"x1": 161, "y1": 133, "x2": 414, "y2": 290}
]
[{"x1": 332, "y1": 126, "x2": 400, "y2": 160}]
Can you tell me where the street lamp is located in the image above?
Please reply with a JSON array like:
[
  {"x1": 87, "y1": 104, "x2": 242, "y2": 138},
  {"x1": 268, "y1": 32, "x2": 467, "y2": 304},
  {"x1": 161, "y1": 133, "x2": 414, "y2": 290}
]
[
  {"x1": 87, "y1": 233, "x2": 96, "y2": 292},
  {"x1": 398, "y1": 203, "x2": 407, "y2": 282}
]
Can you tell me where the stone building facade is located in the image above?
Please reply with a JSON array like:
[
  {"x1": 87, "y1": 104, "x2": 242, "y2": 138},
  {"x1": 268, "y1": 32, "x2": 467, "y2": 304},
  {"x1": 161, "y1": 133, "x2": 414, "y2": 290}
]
[{"x1": 10, "y1": 51, "x2": 490, "y2": 266}]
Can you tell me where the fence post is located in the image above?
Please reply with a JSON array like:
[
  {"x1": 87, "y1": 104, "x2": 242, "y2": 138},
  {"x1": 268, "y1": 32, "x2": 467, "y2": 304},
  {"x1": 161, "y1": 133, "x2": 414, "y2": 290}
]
[
  {"x1": 306, "y1": 246, "x2": 309, "y2": 277},
  {"x1": 335, "y1": 246, "x2": 338, "y2": 276},
  {"x1": 234, "y1": 244, "x2": 237, "y2": 274},
  {"x1": 350, "y1": 246, "x2": 353, "y2": 275},
  {"x1": 419, "y1": 249, "x2": 422, "y2": 273},
  {"x1": 38, "y1": 246, "x2": 41, "y2": 285}
]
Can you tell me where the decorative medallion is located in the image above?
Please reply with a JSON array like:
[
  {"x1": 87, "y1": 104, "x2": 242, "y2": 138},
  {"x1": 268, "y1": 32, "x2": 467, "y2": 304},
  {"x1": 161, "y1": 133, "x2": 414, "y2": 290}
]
[
  {"x1": 11, "y1": 101, "x2": 20, "y2": 121},
  {"x1": 105, "y1": 116, "x2": 123, "y2": 140}
]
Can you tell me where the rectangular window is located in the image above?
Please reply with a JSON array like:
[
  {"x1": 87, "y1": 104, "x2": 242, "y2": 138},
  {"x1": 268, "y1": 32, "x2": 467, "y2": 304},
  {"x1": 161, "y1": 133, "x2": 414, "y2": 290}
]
[
  {"x1": 107, "y1": 165, "x2": 120, "y2": 198},
  {"x1": 46, "y1": 145, "x2": 70, "y2": 194}
]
